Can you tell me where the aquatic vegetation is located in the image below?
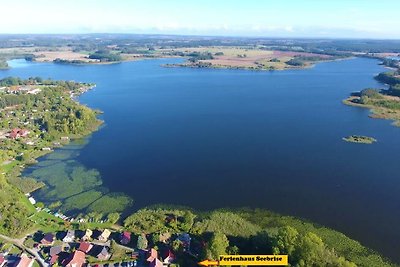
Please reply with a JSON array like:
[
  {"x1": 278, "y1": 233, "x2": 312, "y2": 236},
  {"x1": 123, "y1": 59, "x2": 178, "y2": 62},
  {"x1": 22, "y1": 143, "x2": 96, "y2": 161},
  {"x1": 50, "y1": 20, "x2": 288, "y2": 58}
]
[
  {"x1": 87, "y1": 193, "x2": 133, "y2": 214},
  {"x1": 24, "y1": 144, "x2": 133, "y2": 215},
  {"x1": 63, "y1": 189, "x2": 103, "y2": 211}
]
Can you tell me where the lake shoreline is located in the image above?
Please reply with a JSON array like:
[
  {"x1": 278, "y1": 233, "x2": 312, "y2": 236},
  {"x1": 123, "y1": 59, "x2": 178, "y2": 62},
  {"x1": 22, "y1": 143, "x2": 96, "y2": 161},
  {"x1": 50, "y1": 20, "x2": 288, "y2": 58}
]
[
  {"x1": 5, "y1": 53, "x2": 352, "y2": 72},
  {"x1": 1, "y1": 81, "x2": 104, "y2": 193},
  {"x1": 161, "y1": 56, "x2": 354, "y2": 71},
  {"x1": 4, "y1": 57, "x2": 400, "y2": 264},
  {"x1": 343, "y1": 95, "x2": 400, "y2": 127}
]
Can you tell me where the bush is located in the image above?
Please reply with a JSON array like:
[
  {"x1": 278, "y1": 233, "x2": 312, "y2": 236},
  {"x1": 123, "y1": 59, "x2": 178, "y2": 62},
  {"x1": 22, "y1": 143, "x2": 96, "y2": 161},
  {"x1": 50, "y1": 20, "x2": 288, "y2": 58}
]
[
  {"x1": 360, "y1": 88, "x2": 382, "y2": 98},
  {"x1": 286, "y1": 58, "x2": 304, "y2": 66}
]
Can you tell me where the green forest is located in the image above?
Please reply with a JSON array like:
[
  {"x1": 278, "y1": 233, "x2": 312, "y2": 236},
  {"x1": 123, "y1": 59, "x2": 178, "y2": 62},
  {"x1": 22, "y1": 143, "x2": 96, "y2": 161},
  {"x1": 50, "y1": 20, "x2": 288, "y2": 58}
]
[{"x1": 122, "y1": 207, "x2": 393, "y2": 267}]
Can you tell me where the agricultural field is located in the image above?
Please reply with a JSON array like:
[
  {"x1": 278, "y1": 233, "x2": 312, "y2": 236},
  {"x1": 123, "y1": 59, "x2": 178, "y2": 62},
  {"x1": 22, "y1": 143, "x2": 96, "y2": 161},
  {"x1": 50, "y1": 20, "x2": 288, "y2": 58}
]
[{"x1": 0, "y1": 46, "x2": 96, "y2": 63}]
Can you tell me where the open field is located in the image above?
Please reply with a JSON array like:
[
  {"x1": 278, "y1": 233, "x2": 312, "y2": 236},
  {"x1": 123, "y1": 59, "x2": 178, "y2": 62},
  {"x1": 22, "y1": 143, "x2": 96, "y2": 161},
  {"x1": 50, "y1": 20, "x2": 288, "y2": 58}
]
[
  {"x1": 0, "y1": 46, "x2": 164, "y2": 64},
  {"x1": 0, "y1": 46, "x2": 97, "y2": 63},
  {"x1": 32, "y1": 50, "x2": 97, "y2": 63}
]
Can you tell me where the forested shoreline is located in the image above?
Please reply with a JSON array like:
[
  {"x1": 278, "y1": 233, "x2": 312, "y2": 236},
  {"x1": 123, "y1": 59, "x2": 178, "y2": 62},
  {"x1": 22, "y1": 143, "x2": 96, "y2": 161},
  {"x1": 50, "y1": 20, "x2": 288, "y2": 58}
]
[{"x1": 343, "y1": 59, "x2": 400, "y2": 126}]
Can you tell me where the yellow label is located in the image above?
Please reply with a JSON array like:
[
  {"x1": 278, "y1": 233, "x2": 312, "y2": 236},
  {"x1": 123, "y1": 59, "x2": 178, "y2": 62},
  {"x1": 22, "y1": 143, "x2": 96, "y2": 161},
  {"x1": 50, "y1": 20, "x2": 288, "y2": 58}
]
[{"x1": 218, "y1": 255, "x2": 288, "y2": 266}]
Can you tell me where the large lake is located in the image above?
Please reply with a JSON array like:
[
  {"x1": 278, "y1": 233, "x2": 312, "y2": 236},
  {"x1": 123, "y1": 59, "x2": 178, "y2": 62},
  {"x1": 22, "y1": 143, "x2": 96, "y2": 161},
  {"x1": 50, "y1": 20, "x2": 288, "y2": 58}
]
[{"x1": 3, "y1": 58, "x2": 400, "y2": 262}]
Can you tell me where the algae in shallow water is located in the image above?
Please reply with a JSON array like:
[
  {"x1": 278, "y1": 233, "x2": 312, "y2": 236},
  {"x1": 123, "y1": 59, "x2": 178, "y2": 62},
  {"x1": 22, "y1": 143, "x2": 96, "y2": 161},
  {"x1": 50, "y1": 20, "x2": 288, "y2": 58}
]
[{"x1": 23, "y1": 142, "x2": 133, "y2": 215}]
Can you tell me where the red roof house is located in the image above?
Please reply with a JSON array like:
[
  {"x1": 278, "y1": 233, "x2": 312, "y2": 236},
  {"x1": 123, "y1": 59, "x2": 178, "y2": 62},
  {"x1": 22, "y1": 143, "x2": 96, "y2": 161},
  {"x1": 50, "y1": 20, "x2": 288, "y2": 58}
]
[
  {"x1": 9, "y1": 129, "x2": 21, "y2": 139},
  {"x1": 147, "y1": 249, "x2": 163, "y2": 267},
  {"x1": 0, "y1": 256, "x2": 6, "y2": 267},
  {"x1": 14, "y1": 254, "x2": 34, "y2": 267},
  {"x1": 78, "y1": 242, "x2": 93, "y2": 254},
  {"x1": 8, "y1": 128, "x2": 29, "y2": 139},
  {"x1": 146, "y1": 248, "x2": 158, "y2": 262},
  {"x1": 50, "y1": 255, "x2": 59, "y2": 265},
  {"x1": 63, "y1": 251, "x2": 86, "y2": 267}
]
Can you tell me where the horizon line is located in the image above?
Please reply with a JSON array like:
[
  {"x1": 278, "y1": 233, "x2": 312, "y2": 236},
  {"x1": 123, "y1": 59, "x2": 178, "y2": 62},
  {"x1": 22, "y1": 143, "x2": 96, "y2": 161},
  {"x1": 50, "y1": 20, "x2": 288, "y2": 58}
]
[{"x1": 1, "y1": 32, "x2": 400, "y2": 41}]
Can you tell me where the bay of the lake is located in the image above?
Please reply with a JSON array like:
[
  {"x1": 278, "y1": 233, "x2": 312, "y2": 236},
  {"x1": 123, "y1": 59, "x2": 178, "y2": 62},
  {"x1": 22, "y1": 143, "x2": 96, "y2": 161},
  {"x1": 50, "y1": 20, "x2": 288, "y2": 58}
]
[{"x1": 3, "y1": 57, "x2": 400, "y2": 262}]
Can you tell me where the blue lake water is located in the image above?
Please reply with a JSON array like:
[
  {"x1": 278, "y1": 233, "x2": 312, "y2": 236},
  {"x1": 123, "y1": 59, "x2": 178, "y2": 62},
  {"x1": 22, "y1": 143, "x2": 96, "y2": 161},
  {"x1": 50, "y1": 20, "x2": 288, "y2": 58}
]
[{"x1": 3, "y1": 58, "x2": 400, "y2": 262}]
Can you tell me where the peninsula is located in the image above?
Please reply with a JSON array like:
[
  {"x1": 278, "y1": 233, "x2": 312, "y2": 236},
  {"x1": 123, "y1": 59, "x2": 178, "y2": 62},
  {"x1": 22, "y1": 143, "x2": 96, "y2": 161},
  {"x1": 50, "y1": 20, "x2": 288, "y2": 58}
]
[{"x1": 343, "y1": 66, "x2": 400, "y2": 127}]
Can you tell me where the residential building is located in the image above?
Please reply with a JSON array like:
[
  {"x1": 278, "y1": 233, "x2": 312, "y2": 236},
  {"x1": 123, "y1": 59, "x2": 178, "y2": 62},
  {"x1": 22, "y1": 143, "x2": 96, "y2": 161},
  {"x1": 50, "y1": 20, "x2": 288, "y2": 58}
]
[
  {"x1": 8, "y1": 128, "x2": 29, "y2": 139},
  {"x1": 14, "y1": 254, "x2": 34, "y2": 267},
  {"x1": 82, "y1": 229, "x2": 93, "y2": 241},
  {"x1": 0, "y1": 256, "x2": 6, "y2": 267},
  {"x1": 120, "y1": 231, "x2": 131, "y2": 245},
  {"x1": 96, "y1": 247, "x2": 110, "y2": 261},
  {"x1": 49, "y1": 246, "x2": 63, "y2": 257},
  {"x1": 41, "y1": 233, "x2": 55, "y2": 245},
  {"x1": 162, "y1": 250, "x2": 175, "y2": 265},
  {"x1": 63, "y1": 230, "x2": 75, "y2": 242},
  {"x1": 146, "y1": 248, "x2": 158, "y2": 263},
  {"x1": 147, "y1": 248, "x2": 163, "y2": 267},
  {"x1": 78, "y1": 242, "x2": 93, "y2": 254},
  {"x1": 63, "y1": 251, "x2": 86, "y2": 267},
  {"x1": 98, "y1": 229, "x2": 111, "y2": 242}
]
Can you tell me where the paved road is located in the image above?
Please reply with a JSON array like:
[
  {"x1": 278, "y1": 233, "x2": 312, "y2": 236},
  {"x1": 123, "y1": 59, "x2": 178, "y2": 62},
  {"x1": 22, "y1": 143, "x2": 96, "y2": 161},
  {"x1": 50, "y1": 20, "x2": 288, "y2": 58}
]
[{"x1": 0, "y1": 233, "x2": 48, "y2": 267}]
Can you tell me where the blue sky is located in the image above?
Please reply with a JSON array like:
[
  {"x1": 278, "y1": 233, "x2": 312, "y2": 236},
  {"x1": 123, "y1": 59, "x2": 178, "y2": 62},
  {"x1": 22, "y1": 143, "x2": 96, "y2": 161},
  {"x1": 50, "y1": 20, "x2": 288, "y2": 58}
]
[{"x1": 1, "y1": 0, "x2": 399, "y2": 38}]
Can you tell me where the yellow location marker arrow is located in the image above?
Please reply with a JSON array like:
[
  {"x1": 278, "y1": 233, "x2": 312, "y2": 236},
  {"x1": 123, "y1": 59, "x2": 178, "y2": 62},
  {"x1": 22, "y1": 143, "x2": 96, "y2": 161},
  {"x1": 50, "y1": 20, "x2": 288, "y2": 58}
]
[
  {"x1": 198, "y1": 259, "x2": 219, "y2": 266},
  {"x1": 199, "y1": 255, "x2": 288, "y2": 266}
]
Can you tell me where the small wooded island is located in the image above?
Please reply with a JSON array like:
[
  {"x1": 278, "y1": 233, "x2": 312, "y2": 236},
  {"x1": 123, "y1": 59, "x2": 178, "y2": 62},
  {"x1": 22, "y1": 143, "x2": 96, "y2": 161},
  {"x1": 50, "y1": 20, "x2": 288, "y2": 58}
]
[{"x1": 343, "y1": 135, "x2": 377, "y2": 144}]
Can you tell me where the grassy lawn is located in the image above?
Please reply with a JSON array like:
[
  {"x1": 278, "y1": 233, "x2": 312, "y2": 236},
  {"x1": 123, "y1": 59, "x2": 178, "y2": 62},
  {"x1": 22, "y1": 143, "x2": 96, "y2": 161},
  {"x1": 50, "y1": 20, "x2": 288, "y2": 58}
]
[
  {"x1": 30, "y1": 211, "x2": 65, "y2": 233},
  {"x1": 1, "y1": 161, "x2": 18, "y2": 173},
  {"x1": 0, "y1": 242, "x2": 15, "y2": 252},
  {"x1": 85, "y1": 222, "x2": 115, "y2": 229},
  {"x1": 9, "y1": 244, "x2": 23, "y2": 255},
  {"x1": 109, "y1": 245, "x2": 133, "y2": 262}
]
